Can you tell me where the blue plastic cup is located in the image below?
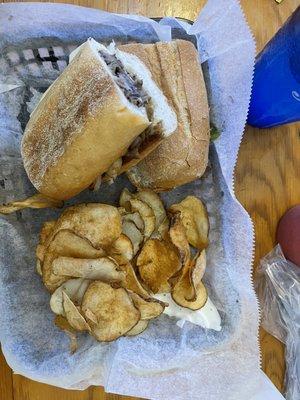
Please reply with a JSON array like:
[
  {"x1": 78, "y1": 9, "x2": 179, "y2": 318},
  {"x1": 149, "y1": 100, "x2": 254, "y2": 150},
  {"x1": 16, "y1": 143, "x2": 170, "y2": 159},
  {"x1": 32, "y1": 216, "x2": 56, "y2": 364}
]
[{"x1": 248, "y1": 6, "x2": 300, "y2": 128}]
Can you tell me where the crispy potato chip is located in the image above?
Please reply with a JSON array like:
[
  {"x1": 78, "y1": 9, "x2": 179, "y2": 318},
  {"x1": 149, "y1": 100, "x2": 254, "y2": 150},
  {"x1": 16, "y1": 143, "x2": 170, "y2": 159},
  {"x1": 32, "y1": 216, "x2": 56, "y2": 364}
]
[
  {"x1": 36, "y1": 245, "x2": 45, "y2": 263},
  {"x1": 188, "y1": 250, "x2": 207, "y2": 301},
  {"x1": 81, "y1": 281, "x2": 140, "y2": 342},
  {"x1": 171, "y1": 250, "x2": 207, "y2": 310},
  {"x1": 122, "y1": 220, "x2": 143, "y2": 255},
  {"x1": 169, "y1": 196, "x2": 209, "y2": 250},
  {"x1": 49, "y1": 203, "x2": 122, "y2": 249},
  {"x1": 62, "y1": 291, "x2": 91, "y2": 332},
  {"x1": 54, "y1": 315, "x2": 78, "y2": 354},
  {"x1": 0, "y1": 194, "x2": 63, "y2": 215},
  {"x1": 36, "y1": 220, "x2": 56, "y2": 263},
  {"x1": 119, "y1": 188, "x2": 133, "y2": 211},
  {"x1": 136, "y1": 239, "x2": 181, "y2": 294},
  {"x1": 54, "y1": 314, "x2": 74, "y2": 332},
  {"x1": 172, "y1": 279, "x2": 207, "y2": 310},
  {"x1": 108, "y1": 234, "x2": 134, "y2": 263},
  {"x1": 36, "y1": 259, "x2": 42, "y2": 276},
  {"x1": 129, "y1": 292, "x2": 166, "y2": 320},
  {"x1": 157, "y1": 216, "x2": 170, "y2": 240},
  {"x1": 135, "y1": 190, "x2": 166, "y2": 230},
  {"x1": 122, "y1": 212, "x2": 144, "y2": 232},
  {"x1": 52, "y1": 257, "x2": 125, "y2": 282},
  {"x1": 84, "y1": 308, "x2": 98, "y2": 324},
  {"x1": 43, "y1": 230, "x2": 105, "y2": 292},
  {"x1": 119, "y1": 262, "x2": 150, "y2": 297},
  {"x1": 126, "y1": 319, "x2": 149, "y2": 336},
  {"x1": 129, "y1": 198, "x2": 155, "y2": 239},
  {"x1": 50, "y1": 278, "x2": 90, "y2": 315},
  {"x1": 169, "y1": 212, "x2": 190, "y2": 265},
  {"x1": 40, "y1": 220, "x2": 56, "y2": 244}
]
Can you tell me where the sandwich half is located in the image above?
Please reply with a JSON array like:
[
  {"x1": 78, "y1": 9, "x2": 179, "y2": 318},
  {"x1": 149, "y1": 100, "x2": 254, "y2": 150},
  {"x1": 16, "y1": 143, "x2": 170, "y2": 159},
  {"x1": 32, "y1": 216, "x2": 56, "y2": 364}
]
[
  {"x1": 21, "y1": 38, "x2": 177, "y2": 200},
  {"x1": 121, "y1": 40, "x2": 210, "y2": 191}
]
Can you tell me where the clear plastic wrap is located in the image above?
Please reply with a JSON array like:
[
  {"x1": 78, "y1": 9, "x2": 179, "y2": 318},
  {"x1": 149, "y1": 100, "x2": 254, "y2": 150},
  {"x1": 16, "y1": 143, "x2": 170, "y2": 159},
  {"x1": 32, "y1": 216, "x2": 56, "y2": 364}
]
[{"x1": 256, "y1": 245, "x2": 300, "y2": 400}]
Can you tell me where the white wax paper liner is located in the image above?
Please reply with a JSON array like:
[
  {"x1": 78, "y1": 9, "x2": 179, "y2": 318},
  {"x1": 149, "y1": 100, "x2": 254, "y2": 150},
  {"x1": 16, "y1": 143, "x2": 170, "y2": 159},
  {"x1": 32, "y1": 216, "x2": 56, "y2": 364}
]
[{"x1": 0, "y1": 1, "x2": 261, "y2": 399}]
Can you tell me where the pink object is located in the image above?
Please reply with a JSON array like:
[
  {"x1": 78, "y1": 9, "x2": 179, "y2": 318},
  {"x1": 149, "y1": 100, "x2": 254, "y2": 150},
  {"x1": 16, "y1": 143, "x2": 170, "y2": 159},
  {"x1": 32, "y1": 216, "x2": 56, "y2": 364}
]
[{"x1": 276, "y1": 205, "x2": 300, "y2": 267}]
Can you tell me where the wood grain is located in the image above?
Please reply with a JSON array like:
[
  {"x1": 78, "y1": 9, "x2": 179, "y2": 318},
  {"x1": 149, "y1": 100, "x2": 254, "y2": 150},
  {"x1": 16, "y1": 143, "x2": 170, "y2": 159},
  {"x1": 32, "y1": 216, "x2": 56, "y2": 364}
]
[{"x1": 1, "y1": 0, "x2": 300, "y2": 398}]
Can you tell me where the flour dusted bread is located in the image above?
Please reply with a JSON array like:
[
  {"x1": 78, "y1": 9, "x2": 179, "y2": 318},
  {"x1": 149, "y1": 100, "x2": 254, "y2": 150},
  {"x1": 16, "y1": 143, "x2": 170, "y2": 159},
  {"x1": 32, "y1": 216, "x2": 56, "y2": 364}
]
[
  {"x1": 21, "y1": 39, "x2": 177, "y2": 200},
  {"x1": 122, "y1": 40, "x2": 210, "y2": 191}
]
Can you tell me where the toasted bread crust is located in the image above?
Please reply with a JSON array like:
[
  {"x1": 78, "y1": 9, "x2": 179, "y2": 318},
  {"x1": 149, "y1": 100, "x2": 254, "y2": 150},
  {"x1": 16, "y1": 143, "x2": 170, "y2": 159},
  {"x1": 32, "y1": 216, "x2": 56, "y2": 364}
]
[
  {"x1": 123, "y1": 40, "x2": 210, "y2": 191},
  {"x1": 21, "y1": 42, "x2": 149, "y2": 200}
]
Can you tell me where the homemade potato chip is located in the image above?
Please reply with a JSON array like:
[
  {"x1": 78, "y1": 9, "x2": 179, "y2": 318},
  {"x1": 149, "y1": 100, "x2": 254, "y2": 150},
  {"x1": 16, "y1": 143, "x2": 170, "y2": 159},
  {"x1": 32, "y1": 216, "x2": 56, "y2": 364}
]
[
  {"x1": 40, "y1": 220, "x2": 56, "y2": 243},
  {"x1": 49, "y1": 203, "x2": 122, "y2": 249},
  {"x1": 171, "y1": 251, "x2": 207, "y2": 310},
  {"x1": 172, "y1": 280, "x2": 207, "y2": 310},
  {"x1": 122, "y1": 212, "x2": 145, "y2": 232},
  {"x1": 52, "y1": 256, "x2": 125, "y2": 282},
  {"x1": 119, "y1": 188, "x2": 133, "y2": 211},
  {"x1": 169, "y1": 196, "x2": 209, "y2": 249},
  {"x1": 129, "y1": 292, "x2": 166, "y2": 320},
  {"x1": 62, "y1": 291, "x2": 91, "y2": 332},
  {"x1": 119, "y1": 262, "x2": 149, "y2": 297},
  {"x1": 54, "y1": 315, "x2": 78, "y2": 353},
  {"x1": 108, "y1": 234, "x2": 134, "y2": 263},
  {"x1": 169, "y1": 212, "x2": 190, "y2": 265},
  {"x1": 135, "y1": 190, "x2": 166, "y2": 230},
  {"x1": 36, "y1": 220, "x2": 56, "y2": 262},
  {"x1": 43, "y1": 229, "x2": 105, "y2": 292},
  {"x1": 126, "y1": 320, "x2": 149, "y2": 336},
  {"x1": 137, "y1": 239, "x2": 181, "y2": 293},
  {"x1": 122, "y1": 220, "x2": 143, "y2": 255},
  {"x1": 81, "y1": 281, "x2": 140, "y2": 342},
  {"x1": 129, "y1": 198, "x2": 155, "y2": 239},
  {"x1": 36, "y1": 259, "x2": 42, "y2": 276},
  {"x1": 50, "y1": 278, "x2": 90, "y2": 315},
  {"x1": 0, "y1": 194, "x2": 63, "y2": 214},
  {"x1": 188, "y1": 250, "x2": 207, "y2": 301}
]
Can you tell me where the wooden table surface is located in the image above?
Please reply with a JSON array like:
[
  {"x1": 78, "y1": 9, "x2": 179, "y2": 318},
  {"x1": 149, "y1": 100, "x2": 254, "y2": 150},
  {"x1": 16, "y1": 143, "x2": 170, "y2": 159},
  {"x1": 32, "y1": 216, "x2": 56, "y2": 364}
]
[{"x1": 1, "y1": 0, "x2": 300, "y2": 399}]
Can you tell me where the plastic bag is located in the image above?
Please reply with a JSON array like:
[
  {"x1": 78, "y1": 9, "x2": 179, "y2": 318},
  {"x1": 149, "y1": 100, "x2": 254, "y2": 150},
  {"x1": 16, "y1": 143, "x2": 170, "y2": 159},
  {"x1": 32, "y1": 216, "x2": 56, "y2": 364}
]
[{"x1": 256, "y1": 245, "x2": 300, "y2": 400}]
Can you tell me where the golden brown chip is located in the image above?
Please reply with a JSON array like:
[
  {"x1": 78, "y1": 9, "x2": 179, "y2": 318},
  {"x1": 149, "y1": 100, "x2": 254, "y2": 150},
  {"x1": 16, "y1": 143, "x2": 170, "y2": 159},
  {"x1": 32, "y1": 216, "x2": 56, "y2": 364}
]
[
  {"x1": 50, "y1": 278, "x2": 90, "y2": 315},
  {"x1": 126, "y1": 320, "x2": 149, "y2": 336},
  {"x1": 36, "y1": 259, "x2": 42, "y2": 276},
  {"x1": 52, "y1": 256, "x2": 125, "y2": 282},
  {"x1": 122, "y1": 220, "x2": 143, "y2": 255},
  {"x1": 172, "y1": 279, "x2": 207, "y2": 310},
  {"x1": 49, "y1": 203, "x2": 122, "y2": 249},
  {"x1": 40, "y1": 220, "x2": 56, "y2": 244},
  {"x1": 129, "y1": 292, "x2": 166, "y2": 320},
  {"x1": 54, "y1": 315, "x2": 78, "y2": 354},
  {"x1": 119, "y1": 262, "x2": 150, "y2": 297},
  {"x1": 156, "y1": 216, "x2": 170, "y2": 240},
  {"x1": 188, "y1": 250, "x2": 207, "y2": 301},
  {"x1": 169, "y1": 196, "x2": 209, "y2": 250},
  {"x1": 171, "y1": 250, "x2": 207, "y2": 310},
  {"x1": 135, "y1": 190, "x2": 166, "y2": 230},
  {"x1": 62, "y1": 291, "x2": 91, "y2": 332},
  {"x1": 119, "y1": 188, "x2": 133, "y2": 211},
  {"x1": 129, "y1": 198, "x2": 155, "y2": 239},
  {"x1": 169, "y1": 212, "x2": 190, "y2": 265},
  {"x1": 108, "y1": 234, "x2": 134, "y2": 263},
  {"x1": 81, "y1": 281, "x2": 140, "y2": 342},
  {"x1": 122, "y1": 212, "x2": 145, "y2": 232},
  {"x1": 42, "y1": 230, "x2": 105, "y2": 292},
  {"x1": 136, "y1": 239, "x2": 181, "y2": 294},
  {"x1": 0, "y1": 194, "x2": 63, "y2": 215},
  {"x1": 36, "y1": 220, "x2": 56, "y2": 263}
]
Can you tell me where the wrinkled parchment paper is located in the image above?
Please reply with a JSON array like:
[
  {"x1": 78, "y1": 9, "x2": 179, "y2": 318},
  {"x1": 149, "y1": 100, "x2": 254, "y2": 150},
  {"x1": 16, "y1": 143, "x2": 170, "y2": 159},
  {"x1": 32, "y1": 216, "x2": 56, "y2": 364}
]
[{"x1": 0, "y1": 1, "x2": 260, "y2": 399}]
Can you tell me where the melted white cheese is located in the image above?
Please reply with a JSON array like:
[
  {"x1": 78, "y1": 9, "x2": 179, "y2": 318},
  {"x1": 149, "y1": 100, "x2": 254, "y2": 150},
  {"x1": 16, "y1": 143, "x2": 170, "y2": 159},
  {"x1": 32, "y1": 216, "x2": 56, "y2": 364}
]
[{"x1": 154, "y1": 293, "x2": 221, "y2": 331}]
